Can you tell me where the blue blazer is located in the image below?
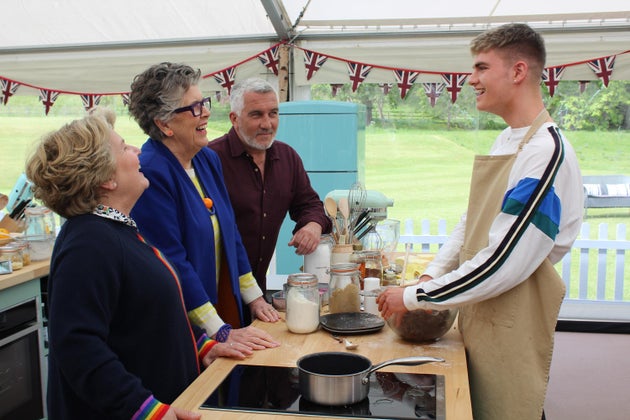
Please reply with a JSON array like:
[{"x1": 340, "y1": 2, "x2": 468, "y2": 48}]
[{"x1": 132, "y1": 139, "x2": 253, "y2": 323}]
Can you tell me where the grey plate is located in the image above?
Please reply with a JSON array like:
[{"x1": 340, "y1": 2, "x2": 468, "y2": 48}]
[{"x1": 319, "y1": 312, "x2": 385, "y2": 335}]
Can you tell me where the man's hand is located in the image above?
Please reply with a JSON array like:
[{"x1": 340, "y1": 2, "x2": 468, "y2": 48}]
[
  {"x1": 376, "y1": 286, "x2": 408, "y2": 319},
  {"x1": 288, "y1": 221, "x2": 322, "y2": 255}
]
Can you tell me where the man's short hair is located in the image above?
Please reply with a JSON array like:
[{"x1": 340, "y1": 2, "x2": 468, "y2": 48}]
[{"x1": 470, "y1": 23, "x2": 546, "y2": 78}]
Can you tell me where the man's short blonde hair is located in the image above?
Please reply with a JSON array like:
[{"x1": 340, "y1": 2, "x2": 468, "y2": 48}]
[{"x1": 470, "y1": 23, "x2": 546, "y2": 79}]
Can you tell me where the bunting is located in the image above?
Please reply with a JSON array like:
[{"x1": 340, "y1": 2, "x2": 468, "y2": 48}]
[
  {"x1": 303, "y1": 50, "x2": 328, "y2": 81},
  {"x1": 543, "y1": 66, "x2": 565, "y2": 97},
  {"x1": 331, "y1": 84, "x2": 344, "y2": 97},
  {"x1": 1, "y1": 79, "x2": 20, "y2": 105},
  {"x1": 442, "y1": 73, "x2": 468, "y2": 103},
  {"x1": 347, "y1": 61, "x2": 372, "y2": 92},
  {"x1": 81, "y1": 94, "x2": 102, "y2": 111},
  {"x1": 379, "y1": 83, "x2": 393, "y2": 95},
  {"x1": 0, "y1": 44, "x2": 626, "y2": 116},
  {"x1": 121, "y1": 93, "x2": 130, "y2": 106},
  {"x1": 423, "y1": 83, "x2": 445, "y2": 107},
  {"x1": 39, "y1": 89, "x2": 59, "y2": 115},
  {"x1": 393, "y1": 70, "x2": 420, "y2": 99},
  {"x1": 258, "y1": 45, "x2": 280, "y2": 76},
  {"x1": 587, "y1": 56, "x2": 616, "y2": 87},
  {"x1": 213, "y1": 67, "x2": 237, "y2": 95}
]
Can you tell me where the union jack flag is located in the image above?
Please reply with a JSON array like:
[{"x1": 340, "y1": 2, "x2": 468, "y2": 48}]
[
  {"x1": 303, "y1": 50, "x2": 328, "y2": 81},
  {"x1": 258, "y1": 45, "x2": 280, "y2": 76},
  {"x1": 394, "y1": 70, "x2": 420, "y2": 99},
  {"x1": 542, "y1": 66, "x2": 565, "y2": 97},
  {"x1": 379, "y1": 83, "x2": 393, "y2": 95},
  {"x1": 422, "y1": 83, "x2": 445, "y2": 107},
  {"x1": 441, "y1": 73, "x2": 468, "y2": 103},
  {"x1": 330, "y1": 83, "x2": 344, "y2": 97},
  {"x1": 578, "y1": 80, "x2": 590, "y2": 94},
  {"x1": 39, "y1": 89, "x2": 59, "y2": 115},
  {"x1": 121, "y1": 93, "x2": 130, "y2": 106},
  {"x1": 1, "y1": 78, "x2": 20, "y2": 105},
  {"x1": 587, "y1": 55, "x2": 616, "y2": 87},
  {"x1": 81, "y1": 94, "x2": 102, "y2": 111},
  {"x1": 213, "y1": 67, "x2": 237, "y2": 95},
  {"x1": 347, "y1": 61, "x2": 372, "y2": 92}
]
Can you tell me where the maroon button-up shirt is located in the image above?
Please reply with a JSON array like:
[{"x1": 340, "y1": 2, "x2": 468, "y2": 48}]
[{"x1": 209, "y1": 128, "x2": 331, "y2": 292}]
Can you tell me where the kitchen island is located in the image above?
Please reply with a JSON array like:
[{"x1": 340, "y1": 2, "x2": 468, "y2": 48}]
[{"x1": 174, "y1": 312, "x2": 472, "y2": 419}]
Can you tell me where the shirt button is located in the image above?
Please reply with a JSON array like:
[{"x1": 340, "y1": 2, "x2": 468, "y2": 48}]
[
  {"x1": 254, "y1": 168, "x2": 259, "y2": 172},
  {"x1": 262, "y1": 236, "x2": 266, "y2": 240},
  {"x1": 263, "y1": 213, "x2": 267, "y2": 217}
]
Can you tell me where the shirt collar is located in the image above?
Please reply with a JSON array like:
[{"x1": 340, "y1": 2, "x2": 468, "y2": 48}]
[{"x1": 92, "y1": 204, "x2": 137, "y2": 229}]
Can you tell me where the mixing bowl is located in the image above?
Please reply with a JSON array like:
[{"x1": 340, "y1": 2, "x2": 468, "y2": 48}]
[{"x1": 386, "y1": 308, "x2": 457, "y2": 343}]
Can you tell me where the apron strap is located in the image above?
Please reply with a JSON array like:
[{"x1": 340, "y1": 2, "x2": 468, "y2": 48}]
[{"x1": 518, "y1": 108, "x2": 551, "y2": 152}]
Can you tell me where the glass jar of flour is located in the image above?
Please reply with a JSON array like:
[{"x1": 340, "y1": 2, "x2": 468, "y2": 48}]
[{"x1": 286, "y1": 273, "x2": 320, "y2": 334}]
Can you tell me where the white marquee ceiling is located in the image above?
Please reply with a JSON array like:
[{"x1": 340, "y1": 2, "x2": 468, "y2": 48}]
[{"x1": 1, "y1": 0, "x2": 628, "y2": 98}]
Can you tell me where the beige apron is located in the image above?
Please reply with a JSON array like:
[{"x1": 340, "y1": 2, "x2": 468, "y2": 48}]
[{"x1": 458, "y1": 110, "x2": 566, "y2": 420}]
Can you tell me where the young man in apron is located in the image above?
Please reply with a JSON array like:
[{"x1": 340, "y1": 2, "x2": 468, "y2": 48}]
[{"x1": 378, "y1": 23, "x2": 584, "y2": 419}]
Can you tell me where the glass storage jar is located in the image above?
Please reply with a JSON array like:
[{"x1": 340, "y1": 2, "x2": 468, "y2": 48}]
[
  {"x1": 24, "y1": 206, "x2": 56, "y2": 261},
  {"x1": 303, "y1": 234, "x2": 334, "y2": 284},
  {"x1": 0, "y1": 244, "x2": 23, "y2": 271},
  {"x1": 285, "y1": 273, "x2": 320, "y2": 334},
  {"x1": 328, "y1": 263, "x2": 361, "y2": 314}
]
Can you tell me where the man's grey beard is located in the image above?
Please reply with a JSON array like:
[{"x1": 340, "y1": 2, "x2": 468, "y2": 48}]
[{"x1": 240, "y1": 130, "x2": 274, "y2": 151}]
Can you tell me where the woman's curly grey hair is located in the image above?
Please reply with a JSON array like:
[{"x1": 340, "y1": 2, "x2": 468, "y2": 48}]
[{"x1": 128, "y1": 62, "x2": 201, "y2": 141}]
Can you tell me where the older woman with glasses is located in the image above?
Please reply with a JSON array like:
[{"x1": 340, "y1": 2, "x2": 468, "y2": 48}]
[{"x1": 129, "y1": 62, "x2": 280, "y2": 354}]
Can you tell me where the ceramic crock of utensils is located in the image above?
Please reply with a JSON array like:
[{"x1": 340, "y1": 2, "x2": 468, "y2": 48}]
[{"x1": 297, "y1": 352, "x2": 444, "y2": 405}]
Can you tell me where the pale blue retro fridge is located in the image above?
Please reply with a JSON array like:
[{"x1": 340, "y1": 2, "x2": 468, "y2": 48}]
[{"x1": 272, "y1": 100, "x2": 366, "y2": 279}]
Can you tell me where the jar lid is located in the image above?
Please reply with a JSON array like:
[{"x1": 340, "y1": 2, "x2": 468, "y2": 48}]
[
  {"x1": 25, "y1": 206, "x2": 52, "y2": 215},
  {"x1": 0, "y1": 244, "x2": 19, "y2": 253},
  {"x1": 330, "y1": 262, "x2": 359, "y2": 273},
  {"x1": 288, "y1": 273, "x2": 318, "y2": 287}
]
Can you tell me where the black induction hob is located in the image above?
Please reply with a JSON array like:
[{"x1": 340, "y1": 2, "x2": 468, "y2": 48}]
[{"x1": 200, "y1": 364, "x2": 445, "y2": 419}]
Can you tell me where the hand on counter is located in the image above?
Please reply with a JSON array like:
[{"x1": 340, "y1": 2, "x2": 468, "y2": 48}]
[
  {"x1": 249, "y1": 295, "x2": 281, "y2": 322},
  {"x1": 202, "y1": 341, "x2": 253, "y2": 366},
  {"x1": 227, "y1": 324, "x2": 281, "y2": 351},
  {"x1": 163, "y1": 406, "x2": 201, "y2": 420}
]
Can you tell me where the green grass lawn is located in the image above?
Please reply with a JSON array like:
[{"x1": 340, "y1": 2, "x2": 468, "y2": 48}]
[{"x1": 2, "y1": 113, "x2": 629, "y2": 299}]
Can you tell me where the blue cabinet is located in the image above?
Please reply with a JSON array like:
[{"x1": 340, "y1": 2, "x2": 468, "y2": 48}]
[{"x1": 272, "y1": 101, "x2": 366, "y2": 279}]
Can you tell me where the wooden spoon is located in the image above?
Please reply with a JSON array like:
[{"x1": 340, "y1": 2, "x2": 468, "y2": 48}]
[
  {"x1": 337, "y1": 197, "x2": 350, "y2": 243},
  {"x1": 324, "y1": 197, "x2": 342, "y2": 242}
]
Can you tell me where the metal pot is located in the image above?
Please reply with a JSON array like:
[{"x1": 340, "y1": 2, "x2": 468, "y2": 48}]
[{"x1": 297, "y1": 351, "x2": 444, "y2": 406}]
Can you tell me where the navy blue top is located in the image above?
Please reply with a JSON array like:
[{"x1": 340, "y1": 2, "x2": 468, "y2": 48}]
[{"x1": 46, "y1": 214, "x2": 200, "y2": 419}]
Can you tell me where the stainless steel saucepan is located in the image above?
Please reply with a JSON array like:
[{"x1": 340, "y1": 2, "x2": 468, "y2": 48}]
[{"x1": 297, "y1": 351, "x2": 444, "y2": 406}]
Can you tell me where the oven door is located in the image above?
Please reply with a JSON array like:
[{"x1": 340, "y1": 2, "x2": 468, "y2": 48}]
[{"x1": 0, "y1": 321, "x2": 44, "y2": 420}]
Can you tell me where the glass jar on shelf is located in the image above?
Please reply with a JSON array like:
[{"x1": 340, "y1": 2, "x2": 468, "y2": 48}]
[
  {"x1": 328, "y1": 263, "x2": 361, "y2": 314},
  {"x1": 285, "y1": 273, "x2": 320, "y2": 334}
]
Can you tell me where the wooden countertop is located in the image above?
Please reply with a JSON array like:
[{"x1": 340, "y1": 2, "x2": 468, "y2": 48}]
[
  {"x1": 174, "y1": 314, "x2": 473, "y2": 419},
  {"x1": 0, "y1": 259, "x2": 49, "y2": 291}
]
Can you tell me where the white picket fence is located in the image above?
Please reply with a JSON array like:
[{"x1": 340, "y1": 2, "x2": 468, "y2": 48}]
[{"x1": 400, "y1": 219, "x2": 630, "y2": 322}]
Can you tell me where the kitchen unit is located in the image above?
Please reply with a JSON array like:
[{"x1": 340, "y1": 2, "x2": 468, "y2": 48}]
[
  {"x1": 173, "y1": 315, "x2": 473, "y2": 419},
  {"x1": 0, "y1": 260, "x2": 49, "y2": 420}
]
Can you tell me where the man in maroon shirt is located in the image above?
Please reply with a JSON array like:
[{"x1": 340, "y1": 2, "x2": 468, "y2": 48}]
[{"x1": 209, "y1": 78, "x2": 331, "y2": 294}]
